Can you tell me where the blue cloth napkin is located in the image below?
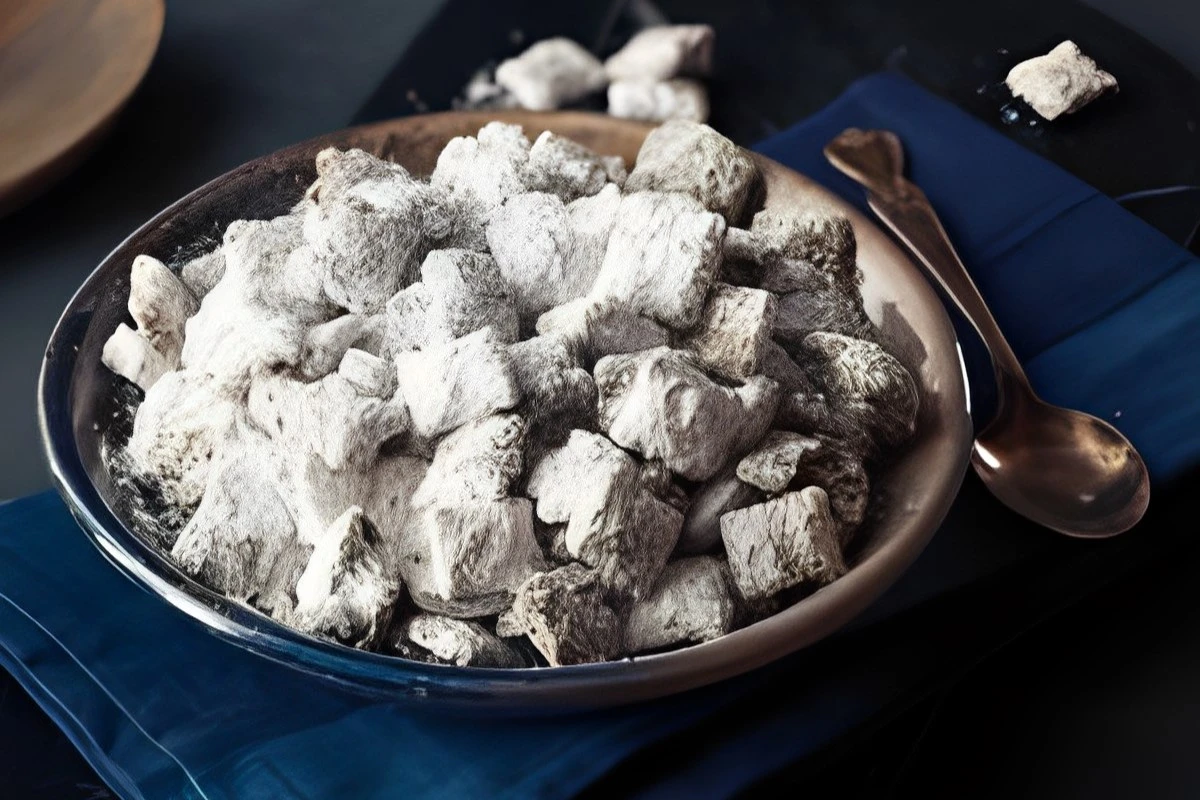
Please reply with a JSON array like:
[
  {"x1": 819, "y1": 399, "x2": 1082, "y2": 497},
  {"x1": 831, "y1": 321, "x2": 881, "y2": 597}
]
[{"x1": 2, "y1": 72, "x2": 1198, "y2": 799}]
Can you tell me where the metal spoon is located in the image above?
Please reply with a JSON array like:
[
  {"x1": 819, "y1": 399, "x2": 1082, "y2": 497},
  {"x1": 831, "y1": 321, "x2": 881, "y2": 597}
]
[{"x1": 825, "y1": 128, "x2": 1150, "y2": 538}]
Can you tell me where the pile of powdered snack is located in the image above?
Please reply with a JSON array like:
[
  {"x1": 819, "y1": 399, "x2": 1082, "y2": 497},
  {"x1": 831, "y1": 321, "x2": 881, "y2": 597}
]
[{"x1": 101, "y1": 119, "x2": 919, "y2": 668}]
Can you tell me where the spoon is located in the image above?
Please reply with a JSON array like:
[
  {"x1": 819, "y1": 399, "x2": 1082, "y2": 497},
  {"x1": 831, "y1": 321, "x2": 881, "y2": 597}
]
[{"x1": 824, "y1": 128, "x2": 1149, "y2": 538}]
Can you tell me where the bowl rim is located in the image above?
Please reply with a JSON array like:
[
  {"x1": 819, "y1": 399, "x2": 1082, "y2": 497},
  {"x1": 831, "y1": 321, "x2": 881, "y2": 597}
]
[{"x1": 37, "y1": 110, "x2": 973, "y2": 713}]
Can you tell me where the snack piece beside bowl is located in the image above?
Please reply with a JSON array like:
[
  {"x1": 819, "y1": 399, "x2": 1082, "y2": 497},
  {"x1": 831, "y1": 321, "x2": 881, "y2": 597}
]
[{"x1": 460, "y1": 24, "x2": 715, "y2": 123}]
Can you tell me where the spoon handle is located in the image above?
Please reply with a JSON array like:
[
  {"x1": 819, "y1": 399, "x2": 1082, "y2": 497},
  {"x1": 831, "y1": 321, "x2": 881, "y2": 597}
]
[{"x1": 824, "y1": 129, "x2": 1032, "y2": 395}]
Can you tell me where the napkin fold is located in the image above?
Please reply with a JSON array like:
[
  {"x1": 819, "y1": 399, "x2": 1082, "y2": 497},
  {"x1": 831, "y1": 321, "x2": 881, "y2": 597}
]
[{"x1": 2, "y1": 72, "x2": 1197, "y2": 799}]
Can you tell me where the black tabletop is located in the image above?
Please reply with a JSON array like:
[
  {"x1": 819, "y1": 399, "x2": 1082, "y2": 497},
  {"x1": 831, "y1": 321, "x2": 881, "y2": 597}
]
[{"x1": 2, "y1": 1, "x2": 1198, "y2": 797}]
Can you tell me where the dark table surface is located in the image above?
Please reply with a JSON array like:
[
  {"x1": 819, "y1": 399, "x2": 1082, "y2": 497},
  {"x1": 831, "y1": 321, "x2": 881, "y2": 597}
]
[{"x1": 2, "y1": 0, "x2": 1199, "y2": 797}]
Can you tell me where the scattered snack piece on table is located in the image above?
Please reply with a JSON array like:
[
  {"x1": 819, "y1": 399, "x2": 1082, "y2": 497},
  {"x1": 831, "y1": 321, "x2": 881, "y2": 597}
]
[
  {"x1": 456, "y1": 25, "x2": 717, "y2": 123},
  {"x1": 604, "y1": 25, "x2": 714, "y2": 82},
  {"x1": 495, "y1": 38, "x2": 608, "y2": 112},
  {"x1": 1005, "y1": 40, "x2": 1118, "y2": 121}
]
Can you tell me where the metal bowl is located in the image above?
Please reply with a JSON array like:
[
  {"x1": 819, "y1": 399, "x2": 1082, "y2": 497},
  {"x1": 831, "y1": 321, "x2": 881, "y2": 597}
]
[{"x1": 38, "y1": 111, "x2": 972, "y2": 713}]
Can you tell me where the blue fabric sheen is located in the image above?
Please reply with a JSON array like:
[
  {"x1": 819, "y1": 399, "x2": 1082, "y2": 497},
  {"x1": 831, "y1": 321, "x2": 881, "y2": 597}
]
[{"x1": 1, "y1": 72, "x2": 1197, "y2": 799}]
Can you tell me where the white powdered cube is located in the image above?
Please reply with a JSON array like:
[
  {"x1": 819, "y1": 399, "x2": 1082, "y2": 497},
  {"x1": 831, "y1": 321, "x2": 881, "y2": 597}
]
[
  {"x1": 675, "y1": 283, "x2": 777, "y2": 378},
  {"x1": 604, "y1": 24, "x2": 715, "y2": 81},
  {"x1": 591, "y1": 191, "x2": 725, "y2": 329},
  {"x1": 304, "y1": 148, "x2": 454, "y2": 313},
  {"x1": 526, "y1": 429, "x2": 627, "y2": 526},
  {"x1": 182, "y1": 295, "x2": 309, "y2": 397},
  {"x1": 412, "y1": 413, "x2": 526, "y2": 506},
  {"x1": 213, "y1": 213, "x2": 307, "y2": 312},
  {"x1": 506, "y1": 563, "x2": 622, "y2": 666},
  {"x1": 526, "y1": 430, "x2": 681, "y2": 604},
  {"x1": 485, "y1": 192, "x2": 577, "y2": 319},
  {"x1": 247, "y1": 372, "x2": 410, "y2": 472},
  {"x1": 181, "y1": 215, "x2": 323, "y2": 395},
  {"x1": 246, "y1": 371, "x2": 410, "y2": 474},
  {"x1": 523, "y1": 130, "x2": 624, "y2": 201},
  {"x1": 294, "y1": 506, "x2": 399, "y2": 648},
  {"x1": 535, "y1": 297, "x2": 669, "y2": 365},
  {"x1": 735, "y1": 430, "x2": 823, "y2": 495},
  {"x1": 720, "y1": 487, "x2": 846, "y2": 601},
  {"x1": 126, "y1": 370, "x2": 238, "y2": 512},
  {"x1": 594, "y1": 347, "x2": 779, "y2": 481},
  {"x1": 394, "y1": 327, "x2": 520, "y2": 439},
  {"x1": 127, "y1": 254, "x2": 198, "y2": 367},
  {"x1": 405, "y1": 498, "x2": 544, "y2": 618},
  {"x1": 625, "y1": 120, "x2": 762, "y2": 224},
  {"x1": 170, "y1": 448, "x2": 302, "y2": 602},
  {"x1": 486, "y1": 185, "x2": 623, "y2": 322},
  {"x1": 431, "y1": 121, "x2": 532, "y2": 212},
  {"x1": 385, "y1": 248, "x2": 519, "y2": 352},
  {"x1": 102, "y1": 323, "x2": 171, "y2": 391},
  {"x1": 495, "y1": 38, "x2": 608, "y2": 111},
  {"x1": 624, "y1": 556, "x2": 736, "y2": 653},
  {"x1": 1005, "y1": 40, "x2": 1117, "y2": 121}
]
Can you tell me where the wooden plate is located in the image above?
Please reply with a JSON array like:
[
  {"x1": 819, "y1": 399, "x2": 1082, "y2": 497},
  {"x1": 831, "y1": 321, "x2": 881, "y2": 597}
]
[
  {"x1": 0, "y1": 0, "x2": 165, "y2": 216},
  {"x1": 39, "y1": 111, "x2": 972, "y2": 712}
]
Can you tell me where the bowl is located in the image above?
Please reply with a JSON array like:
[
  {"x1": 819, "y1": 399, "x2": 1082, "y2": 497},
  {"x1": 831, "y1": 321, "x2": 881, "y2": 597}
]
[{"x1": 38, "y1": 111, "x2": 972, "y2": 713}]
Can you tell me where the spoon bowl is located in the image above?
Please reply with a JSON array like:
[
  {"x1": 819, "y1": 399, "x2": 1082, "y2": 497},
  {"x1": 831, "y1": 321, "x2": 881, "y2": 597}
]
[{"x1": 973, "y1": 396, "x2": 1150, "y2": 537}]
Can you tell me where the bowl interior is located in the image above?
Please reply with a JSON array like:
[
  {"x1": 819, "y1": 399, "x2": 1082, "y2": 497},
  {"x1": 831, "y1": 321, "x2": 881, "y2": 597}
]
[{"x1": 39, "y1": 111, "x2": 972, "y2": 713}]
